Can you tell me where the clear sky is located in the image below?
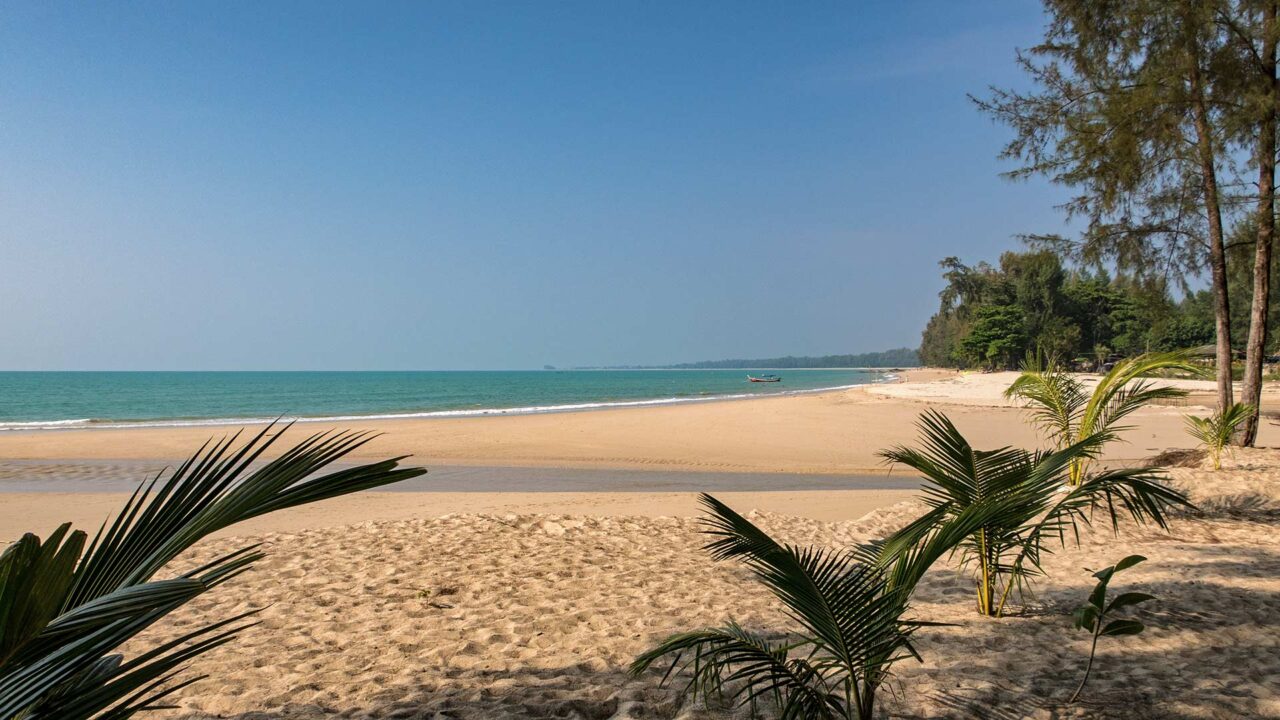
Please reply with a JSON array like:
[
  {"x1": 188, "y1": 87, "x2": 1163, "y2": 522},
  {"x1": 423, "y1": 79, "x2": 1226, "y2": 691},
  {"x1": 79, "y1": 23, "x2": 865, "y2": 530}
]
[{"x1": 0, "y1": 1, "x2": 1069, "y2": 370}]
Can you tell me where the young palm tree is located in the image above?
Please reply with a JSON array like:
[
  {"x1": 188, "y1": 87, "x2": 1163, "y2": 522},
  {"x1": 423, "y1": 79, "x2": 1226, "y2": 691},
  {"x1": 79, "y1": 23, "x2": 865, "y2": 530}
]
[
  {"x1": 878, "y1": 411, "x2": 1189, "y2": 618},
  {"x1": 630, "y1": 494, "x2": 1009, "y2": 720},
  {"x1": 0, "y1": 424, "x2": 425, "y2": 719},
  {"x1": 1091, "y1": 344, "x2": 1111, "y2": 372},
  {"x1": 1185, "y1": 403, "x2": 1254, "y2": 470},
  {"x1": 1004, "y1": 351, "x2": 1204, "y2": 484}
]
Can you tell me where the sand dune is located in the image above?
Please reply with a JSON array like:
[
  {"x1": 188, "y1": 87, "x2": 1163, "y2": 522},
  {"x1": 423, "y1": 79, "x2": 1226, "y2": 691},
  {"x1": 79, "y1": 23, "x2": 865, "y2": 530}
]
[{"x1": 129, "y1": 449, "x2": 1280, "y2": 720}]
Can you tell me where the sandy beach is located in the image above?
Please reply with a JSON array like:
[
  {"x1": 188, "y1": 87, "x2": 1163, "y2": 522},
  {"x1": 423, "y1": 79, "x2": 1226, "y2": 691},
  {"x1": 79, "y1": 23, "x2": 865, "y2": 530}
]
[
  {"x1": 5, "y1": 369, "x2": 1279, "y2": 718},
  {"x1": 1, "y1": 370, "x2": 1261, "y2": 474},
  {"x1": 4, "y1": 369, "x2": 1268, "y2": 535},
  {"x1": 123, "y1": 448, "x2": 1279, "y2": 719}
]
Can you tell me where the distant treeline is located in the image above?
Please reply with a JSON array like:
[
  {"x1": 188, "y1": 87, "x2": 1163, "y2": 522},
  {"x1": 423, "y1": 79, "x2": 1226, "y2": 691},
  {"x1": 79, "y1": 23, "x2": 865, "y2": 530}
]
[
  {"x1": 663, "y1": 348, "x2": 920, "y2": 369},
  {"x1": 918, "y1": 250, "x2": 1234, "y2": 370}
]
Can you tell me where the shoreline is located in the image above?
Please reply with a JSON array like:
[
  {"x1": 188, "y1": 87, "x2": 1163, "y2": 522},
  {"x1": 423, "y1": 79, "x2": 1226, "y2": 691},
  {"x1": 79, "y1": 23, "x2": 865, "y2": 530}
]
[
  {"x1": 0, "y1": 368, "x2": 1249, "y2": 474},
  {"x1": 0, "y1": 460, "x2": 921, "y2": 494},
  {"x1": 0, "y1": 377, "x2": 895, "y2": 432},
  {"x1": 2, "y1": 367, "x2": 1262, "y2": 541}
]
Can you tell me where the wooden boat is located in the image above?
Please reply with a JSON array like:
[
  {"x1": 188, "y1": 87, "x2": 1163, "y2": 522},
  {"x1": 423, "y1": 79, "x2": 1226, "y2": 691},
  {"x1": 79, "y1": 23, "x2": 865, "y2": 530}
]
[{"x1": 747, "y1": 374, "x2": 782, "y2": 383}]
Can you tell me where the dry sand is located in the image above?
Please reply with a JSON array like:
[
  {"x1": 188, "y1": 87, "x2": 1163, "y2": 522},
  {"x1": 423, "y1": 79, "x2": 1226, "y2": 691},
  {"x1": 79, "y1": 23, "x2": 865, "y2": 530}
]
[{"x1": 130, "y1": 448, "x2": 1279, "y2": 720}]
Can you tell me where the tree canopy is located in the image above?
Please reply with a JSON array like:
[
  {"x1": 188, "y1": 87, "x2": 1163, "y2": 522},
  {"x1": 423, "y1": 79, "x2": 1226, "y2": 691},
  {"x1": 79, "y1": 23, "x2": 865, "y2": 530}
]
[{"x1": 919, "y1": 250, "x2": 1214, "y2": 369}]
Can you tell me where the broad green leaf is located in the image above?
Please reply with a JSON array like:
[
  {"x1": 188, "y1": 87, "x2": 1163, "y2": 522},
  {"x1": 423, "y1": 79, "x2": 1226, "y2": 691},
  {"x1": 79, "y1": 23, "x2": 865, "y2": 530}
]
[
  {"x1": 1086, "y1": 576, "x2": 1110, "y2": 610},
  {"x1": 1100, "y1": 619, "x2": 1145, "y2": 637},
  {"x1": 0, "y1": 425, "x2": 425, "y2": 720},
  {"x1": 1072, "y1": 605, "x2": 1099, "y2": 631},
  {"x1": 1112, "y1": 555, "x2": 1147, "y2": 574},
  {"x1": 1105, "y1": 591, "x2": 1155, "y2": 614}
]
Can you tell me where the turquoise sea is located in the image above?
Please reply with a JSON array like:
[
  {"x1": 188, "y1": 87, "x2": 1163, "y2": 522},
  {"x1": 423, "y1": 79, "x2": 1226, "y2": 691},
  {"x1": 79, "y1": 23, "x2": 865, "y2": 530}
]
[{"x1": 0, "y1": 369, "x2": 893, "y2": 430}]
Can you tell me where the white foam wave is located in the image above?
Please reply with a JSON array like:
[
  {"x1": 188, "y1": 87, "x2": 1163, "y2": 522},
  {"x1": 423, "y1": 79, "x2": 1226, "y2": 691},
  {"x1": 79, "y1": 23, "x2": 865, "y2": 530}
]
[
  {"x1": 0, "y1": 418, "x2": 94, "y2": 430},
  {"x1": 0, "y1": 379, "x2": 880, "y2": 431}
]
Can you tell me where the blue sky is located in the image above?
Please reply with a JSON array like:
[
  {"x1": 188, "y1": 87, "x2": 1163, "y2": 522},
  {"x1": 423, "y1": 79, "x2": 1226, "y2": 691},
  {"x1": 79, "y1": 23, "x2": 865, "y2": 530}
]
[{"x1": 0, "y1": 1, "x2": 1069, "y2": 370}]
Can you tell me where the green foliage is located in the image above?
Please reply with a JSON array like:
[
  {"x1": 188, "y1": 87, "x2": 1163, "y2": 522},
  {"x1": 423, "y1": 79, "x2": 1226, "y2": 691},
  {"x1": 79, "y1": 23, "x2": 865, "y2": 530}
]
[
  {"x1": 1185, "y1": 402, "x2": 1255, "y2": 470},
  {"x1": 0, "y1": 425, "x2": 425, "y2": 719},
  {"x1": 1005, "y1": 352, "x2": 1205, "y2": 483},
  {"x1": 877, "y1": 412, "x2": 1188, "y2": 618},
  {"x1": 1226, "y1": 219, "x2": 1280, "y2": 351},
  {"x1": 1156, "y1": 298, "x2": 1216, "y2": 351},
  {"x1": 960, "y1": 305, "x2": 1026, "y2": 368},
  {"x1": 971, "y1": 0, "x2": 1246, "y2": 285},
  {"x1": 919, "y1": 251, "x2": 1200, "y2": 370},
  {"x1": 630, "y1": 493, "x2": 1008, "y2": 719},
  {"x1": 1069, "y1": 555, "x2": 1154, "y2": 703},
  {"x1": 920, "y1": 309, "x2": 970, "y2": 368}
]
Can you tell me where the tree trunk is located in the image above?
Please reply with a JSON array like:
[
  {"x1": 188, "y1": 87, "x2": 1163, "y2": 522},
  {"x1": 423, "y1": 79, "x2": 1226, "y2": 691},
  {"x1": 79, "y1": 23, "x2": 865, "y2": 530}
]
[
  {"x1": 1240, "y1": 2, "x2": 1278, "y2": 446},
  {"x1": 1190, "y1": 60, "x2": 1235, "y2": 411}
]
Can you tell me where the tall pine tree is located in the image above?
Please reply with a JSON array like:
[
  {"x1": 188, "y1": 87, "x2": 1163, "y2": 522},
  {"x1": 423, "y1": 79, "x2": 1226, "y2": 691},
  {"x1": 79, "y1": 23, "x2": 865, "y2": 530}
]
[{"x1": 975, "y1": 0, "x2": 1244, "y2": 412}]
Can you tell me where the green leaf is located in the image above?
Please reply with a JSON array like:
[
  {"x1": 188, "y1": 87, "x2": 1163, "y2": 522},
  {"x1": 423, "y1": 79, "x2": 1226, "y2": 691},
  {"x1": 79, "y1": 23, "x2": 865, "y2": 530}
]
[
  {"x1": 635, "y1": 492, "x2": 967, "y2": 719},
  {"x1": 629, "y1": 623, "x2": 842, "y2": 719},
  {"x1": 1184, "y1": 404, "x2": 1253, "y2": 467},
  {"x1": 697, "y1": 495, "x2": 911, "y2": 673},
  {"x1": 65, "y1": 423, "x2": 424, "y2": 610},
  {"x1": 1112, "y1": 555, "x2": 1147, "y2": 574},
  {"x1": 1105, "y1": 591, "x2": 1155, "y2": 614},
  {"x1": 1100, "y1": 619, "x2": 1145, "y2": 637},
  {"x1": 1072, "y1": 605, "x2": 1099, "y2": 631},
  {"x1": 0, "y1": 425, "x2": 426, "y2": 720},
  {"x1": 0, "y1": 525, "x2": 86, "y2": 668},
  {"x1": 1091, "y1": 566, "x2": 1115, "y2": 584},
  {"x1": 874, "y1": 410, "x2": 1186, "y2": 619}
]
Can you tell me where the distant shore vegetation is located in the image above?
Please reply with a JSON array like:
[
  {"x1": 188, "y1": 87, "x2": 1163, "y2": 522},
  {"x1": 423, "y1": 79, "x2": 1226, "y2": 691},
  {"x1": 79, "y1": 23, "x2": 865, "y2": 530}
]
[{"x1": 917, "y1": 249, "x2": 1242, "y2": 370}]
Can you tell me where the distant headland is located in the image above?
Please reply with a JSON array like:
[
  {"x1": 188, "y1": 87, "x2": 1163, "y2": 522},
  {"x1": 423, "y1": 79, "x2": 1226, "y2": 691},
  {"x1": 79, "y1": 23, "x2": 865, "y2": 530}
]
[{"x1": 571, "y1": 347, "x2": 920, "y2": 370}]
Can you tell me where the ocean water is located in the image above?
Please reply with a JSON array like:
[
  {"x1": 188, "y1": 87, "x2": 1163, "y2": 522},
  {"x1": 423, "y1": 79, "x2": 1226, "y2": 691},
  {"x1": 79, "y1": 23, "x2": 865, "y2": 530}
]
[{"x1": 0, "y1": 369, "x2": 892, "y2": 430}]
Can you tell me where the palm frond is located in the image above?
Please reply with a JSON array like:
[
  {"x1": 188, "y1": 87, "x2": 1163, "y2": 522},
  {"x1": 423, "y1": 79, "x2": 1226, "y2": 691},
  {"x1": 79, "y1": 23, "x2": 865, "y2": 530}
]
[
  {"x1": 0, "y1": 576, "x2": 221, "y2": 719},
  {"x1": 1004, "y1": 367, "x2": 1086, "y2": 447},
  {"x1": 65, "y1": 422, "x2": 425, "y2": 610},
  {"x1": 638, "y1": 494, "x2": 939, "y2": 719},
  {"x1": 0, "y1": 526, "x2": 86, "y2": 669},
  {"x1": 698, "y1": 495, "x2": 908, "y2": 675},
  {"x1": 1088, "y1": 379, "x2": 1187, "y2": 440},
  {"x1": 990, "y1": 465, "x2": 1190, "y2": 617},
  {"x1": 879, "y1": 411, "x2": 1032, "y2": 508},
  {"x1": 1006, "y1": 351, "x2": 1204, "y2": 485},
  {"x1": 0, "y1": 425, "x2": 426, "y2": 720},
  {"x1": 875, "y1": 412, "x2": 1176, "y2": 617},
  {"x1": 1185, "y1": 403, "x2": 1253, "y2": 470},
  {"x1": 1078, "y1": 352, "x2": 1203, "y2": 441},
  {"x1": 630, "y1": 623, "x2": 842, "y2": 720}
]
